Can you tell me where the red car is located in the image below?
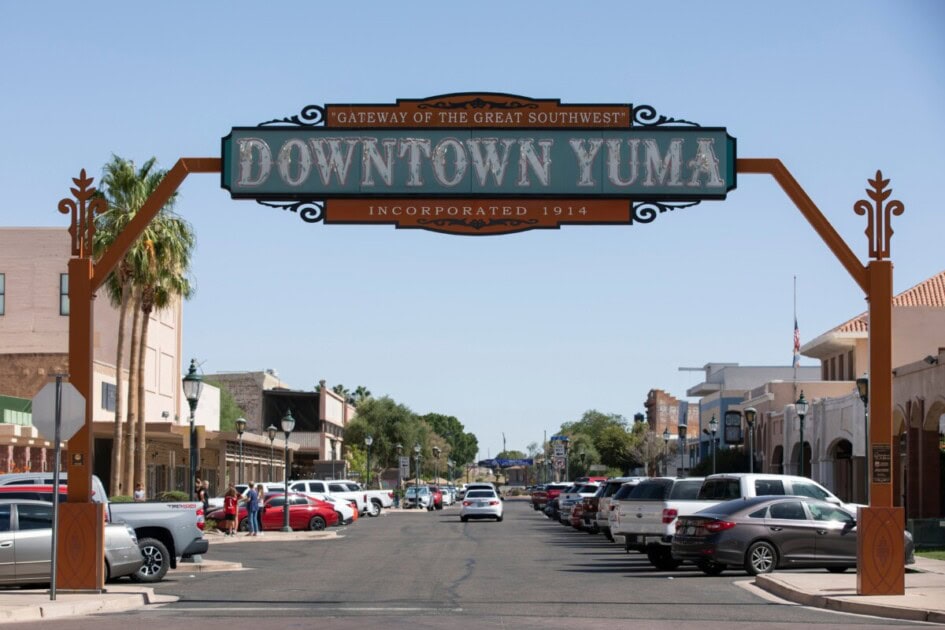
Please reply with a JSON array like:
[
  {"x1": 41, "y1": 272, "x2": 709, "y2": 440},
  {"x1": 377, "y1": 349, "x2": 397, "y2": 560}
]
[
  {"x1": 207, "y1": 492, "x2": 338, "y2": 531},
  {"x1": 570, "y1": 501, "x2": 585, "y2": 529},
  {"x1": 428, "y1": 486, "x2": 444, "y2": 510}
]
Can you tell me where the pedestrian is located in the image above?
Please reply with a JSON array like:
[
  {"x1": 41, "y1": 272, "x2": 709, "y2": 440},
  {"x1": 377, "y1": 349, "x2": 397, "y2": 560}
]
[
  {"x1": 254, "y1": 483, "x2": 265, "y2": 536},
  {"x1": 197, "y1": 478, "x2": 210, "y2": 515},
  {"x1": 245, "y1": 481, "x2": 259, "y2": 536},
  {"x1": 195, "y1": 476, "x2": 206, "y2": 506},
  {"x1": 223, "y1": 484, "x2": 239, "y2": 536},
  {"x1": 133, "y1": 482, "x2": 145, "y2": 502}
]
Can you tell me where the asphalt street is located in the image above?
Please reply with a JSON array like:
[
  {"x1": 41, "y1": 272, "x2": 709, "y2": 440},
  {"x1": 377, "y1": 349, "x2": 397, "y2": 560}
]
[{"x1": 24, "y1": 500, "x2": 924, "y2": 629}]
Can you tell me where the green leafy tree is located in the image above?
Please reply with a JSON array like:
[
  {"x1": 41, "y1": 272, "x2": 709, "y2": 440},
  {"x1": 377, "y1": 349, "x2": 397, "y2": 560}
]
[
  {"x1": 419, "y1": 412, "x2": 478, "y2": 471},
  {"x1": 206, "y1": 380, "x2": 245, "y2": 431}
]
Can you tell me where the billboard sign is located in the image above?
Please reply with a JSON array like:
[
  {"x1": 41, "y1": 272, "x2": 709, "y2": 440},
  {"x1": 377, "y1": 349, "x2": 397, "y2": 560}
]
[{"x1": 222, "y1": 93, "x2": 736, "y2": 235}]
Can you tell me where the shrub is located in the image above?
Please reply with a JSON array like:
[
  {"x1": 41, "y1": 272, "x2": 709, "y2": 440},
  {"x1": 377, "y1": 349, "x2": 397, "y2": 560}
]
[
  {"x1": 156, "y1": 490, "x2": 191, "y2": 502},
  {"x1": 110, "y1": 495, "x2": 134, "y2": 503}
]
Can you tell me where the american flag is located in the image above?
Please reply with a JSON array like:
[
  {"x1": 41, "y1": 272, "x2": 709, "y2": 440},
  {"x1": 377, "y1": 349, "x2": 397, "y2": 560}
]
[{"x1": 793, "y1": 317, "x2": 800, "y2": 367}]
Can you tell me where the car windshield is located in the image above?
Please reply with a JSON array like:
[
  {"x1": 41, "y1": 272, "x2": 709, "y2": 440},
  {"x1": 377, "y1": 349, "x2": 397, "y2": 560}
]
[
  {"x1": 627, "y1": 480, "x2": 672, "y2": 500},
  {"x1": 668, "y1": 479, "x2": 704, "y2": 500},
  {"x1": 698, "y1": 479, "x2": 741, "y2": 500},
  {"x1": 611, "y1": 483, "x2": 640, "y2": 500},
  {"x1": 406, "y1": 487, "x2": 428, "y2": 496},
  {"x1": 466, "y1": 491, "x2": 495, "y2": 498}
]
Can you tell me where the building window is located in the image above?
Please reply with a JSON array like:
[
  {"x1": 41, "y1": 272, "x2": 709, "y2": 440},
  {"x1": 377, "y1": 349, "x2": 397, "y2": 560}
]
[
  {"x1": 0, "y1": 273, "x2": 4, "y2": 315},
  {"x1": 847, "y1": 351, "x2": 855, "y2": 380},
  {"x1": 101, "y1": 382, "x2": 117, "y2": 411},
  {"x1": 59, "y1": 274, "x2": 69, "y2": 316},
  {"x1": 838, "y1": 353, "x2": 845, "y2": 382}
]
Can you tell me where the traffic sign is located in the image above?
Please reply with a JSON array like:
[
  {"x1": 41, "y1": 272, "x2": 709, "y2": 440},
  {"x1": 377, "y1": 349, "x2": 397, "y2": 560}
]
[{"x1": 31, "y1": 381, "x2": 85, "y2": 442}]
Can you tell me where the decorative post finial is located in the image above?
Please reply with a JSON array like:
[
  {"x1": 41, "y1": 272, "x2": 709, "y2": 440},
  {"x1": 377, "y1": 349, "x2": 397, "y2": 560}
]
[
  {"x1": 57, "y1": 169, "x2": 107, "y2": 258},
  {"x1": 854, "y1": 170, "x2": 904, "y2": 260}
]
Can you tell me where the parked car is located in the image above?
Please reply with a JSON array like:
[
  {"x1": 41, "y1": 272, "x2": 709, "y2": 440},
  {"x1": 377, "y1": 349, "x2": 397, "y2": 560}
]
[
  {"x1": 207, "y1": 492, "x2": 339, "y2": 531},
  {"x1": 611, "y1": 476, "x2": 704, "y2": 569},
  {"x1": 209, "y1": 482, "x2": 285, "y2": 510},
  {"x1": 0, "y1": 474, "x2": 208, "y2": 584},
  {"x1": 333, "y1": 480, "x2": 395, "y2": 516},
  {"x1": 460, "y1": 488, "x2": 504, "y2": 522},
  {"x1": 607, "y1": 480, "x2": 646, "y2": 541},
  {"x1": 672, "y1": 495, "x2": 915, "y2": 576},
  {"x1": 286, "y1": 483, "x2": 357, "y2": 525},
  {"x1": 595, "y1": 477, "x2": 645, "y2": 541},
  {"x1": 696, "y1": 473, "x2": 858, "y2": 512},
  {"x1": 557, "y1": 483, "x2": 600, "y2": 525},
  {"x1": 0, "y1": 499, "x2": 143, "y2": 584},
  {"x1": 403, "y1": 486, "x2": 434, "y2": 510},
  {"x1": 280, "y1": 479, "x2": 368, "y2": 515}
]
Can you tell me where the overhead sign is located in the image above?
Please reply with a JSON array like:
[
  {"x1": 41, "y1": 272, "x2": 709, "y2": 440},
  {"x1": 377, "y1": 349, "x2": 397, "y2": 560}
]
[
  {"x1": 31, "y1": 381, "x2": 85, "y2": 442},
  {"x1": 723, "y1": 410, "x2": 744, "y2": 445},
  {"x1": 399, "y1": 456, "x2": 410, "y2": 481},
  {"x1": 222, "y1": 93, "x2": 736, "y2": 235}
]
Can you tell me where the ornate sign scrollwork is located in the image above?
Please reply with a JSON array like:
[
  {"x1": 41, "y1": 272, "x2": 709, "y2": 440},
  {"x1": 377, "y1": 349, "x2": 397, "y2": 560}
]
[
  {"x1": 854, "y1": 170, "x2": 904, "y2": 261},
  {"x1": 631, "y1": 200, "x2": 700, "y2": 224},
  {"x1": 257, "y1": 200, "x2": 325, "y2": 223},
  {"x1": 57, "y1": 169, "x2": 107, "y2": 258},
  {"x1": 631, "y1": 105, "x2": 700, "y2": 128},
  {"x1": 258, "y1": 104, "x2": 326, "y2": 128}
]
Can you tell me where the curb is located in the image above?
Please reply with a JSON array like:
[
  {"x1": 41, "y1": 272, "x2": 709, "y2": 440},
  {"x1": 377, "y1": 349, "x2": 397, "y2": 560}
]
[
  {"x1": 0, "y1": 587, "x2": 175, "y2": 625},
  {"x1": 754, "y1": 575, "x2": 936, "y2": 623},
  {"x1": 171, "y1": 559, "x2": 244, "y2": 573}
]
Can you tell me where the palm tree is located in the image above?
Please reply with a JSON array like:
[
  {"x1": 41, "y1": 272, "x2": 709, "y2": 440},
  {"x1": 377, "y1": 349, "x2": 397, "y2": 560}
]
[
  {"x1": 133, "y1": 214, "x2": 195, "y2": 491},
  {"x1": 94, "y1": 156, "x2": 180, "y2": 495},
  {"x1": 353, "y1": 385, "x2": 372, "y2": 405}
]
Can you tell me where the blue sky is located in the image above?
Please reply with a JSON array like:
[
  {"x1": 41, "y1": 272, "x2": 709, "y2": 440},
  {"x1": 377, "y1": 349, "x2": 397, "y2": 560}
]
[{"x1": 2, "y1": 1, "x2": 943, "y2": 460}]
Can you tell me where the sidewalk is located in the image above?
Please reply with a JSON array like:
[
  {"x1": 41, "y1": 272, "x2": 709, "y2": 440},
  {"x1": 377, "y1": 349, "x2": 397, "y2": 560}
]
[{"x1": 754, "y1": 555, "x2": 945, "y2": 623}]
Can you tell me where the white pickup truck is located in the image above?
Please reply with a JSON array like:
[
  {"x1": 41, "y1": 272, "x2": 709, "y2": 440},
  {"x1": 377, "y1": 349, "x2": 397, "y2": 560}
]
[
  {"x1": 288, "y1": 479, "x2": 394, "y2": 516},
  {"x1": 612, "y1": 477, "x2": 704, "y2": 570}
]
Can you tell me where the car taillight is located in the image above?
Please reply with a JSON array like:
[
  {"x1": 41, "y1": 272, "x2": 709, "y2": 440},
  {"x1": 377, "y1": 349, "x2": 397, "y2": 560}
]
[
  {"x1": 462, "y1": 501, "x2": 471, "y2": 506},
  {"x1": 703, "y1": 520, "x2": 736, "y2": 533},
  {"x1": 489, "y1": 500, "x2": 499, "y2": 506},
  {"x1": 196, "y1": 507, "x2": 205, "y2": 531},
  {"x1": 662, "y1": 508, "x2": 678, "y2": 524}
]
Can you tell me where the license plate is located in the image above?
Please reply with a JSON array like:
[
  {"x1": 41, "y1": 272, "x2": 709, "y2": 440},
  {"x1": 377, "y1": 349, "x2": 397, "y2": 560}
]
[
  {"x1": 477, "y1": 502, "x2": 485, "y2": 507},
  {"x1": 685, "y1": 526, "x2": 695, "y2": 535}
]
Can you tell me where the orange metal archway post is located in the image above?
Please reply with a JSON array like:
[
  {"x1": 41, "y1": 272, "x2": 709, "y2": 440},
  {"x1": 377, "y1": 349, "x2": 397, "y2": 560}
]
[{"x1": 60, "y1": 156, "x2": 901, "y2": 595}]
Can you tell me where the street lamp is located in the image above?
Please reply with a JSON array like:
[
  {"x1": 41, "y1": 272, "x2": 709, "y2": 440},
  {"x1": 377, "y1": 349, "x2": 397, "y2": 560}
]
[
  {"x1": 413, "y1": 443, "x2": 421, "y2": 490},
  {"x1": 182, "y1": 359, "x2": 203, "y2": 501},
  {"x1": 432, "y1": 446, "x2": 441, "y2": 485},
  {"x1": 280, "y1": 410, "x2": 295, "y2": 532},
  {"x1": 662, "y1": 427, "x2": 670, "y2": 476},
  {"x1": 365, "y1": 435, "x2": 374, "y2": 488},
  {"x1": 796, "y1": 391, "x2": 810, "y2": 478},
  {"x1": 744, "y1": 408, "x2": 757, "y2": 474},
  {"x1": 856, "y1": 374, "x2": 869, "y2": 502},
  {"x1": 267, "y1": 424, "x2": 277, "y2": 482},
  {"x1": 561, "y1": 436, "x2": 570, "y2": 481},
  {"x1": 703, "y1": 415, "x2": 718, "y2": 475},
  {"x1": 678, "y1": 422, "x2": 687, "y2": 478},
  {"x1": 235, "y1": 417, "x2": 247, "y2": 485}
]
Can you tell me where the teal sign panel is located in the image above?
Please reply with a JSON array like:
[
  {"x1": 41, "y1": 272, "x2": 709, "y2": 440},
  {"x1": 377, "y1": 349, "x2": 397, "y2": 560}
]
[{"x1": 221, "y1": 128, "x2": 735, "y2": 200}]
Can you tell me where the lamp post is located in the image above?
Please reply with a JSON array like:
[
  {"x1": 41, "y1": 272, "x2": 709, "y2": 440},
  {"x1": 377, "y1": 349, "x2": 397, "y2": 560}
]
[
  {"x1": 395, "y1": 443, "x2": 403, "y2": 491},
  {"x1": 182, "y1": 359, "x2": 203, "y2": 501},
  {"x1": 281, "y1": 410, "x2": 295, "y2": 532},
  {"x1": 744, "y1": 408, "x2": 757, "y2": 474},
  {"x1": 561, "y1": 436, "x2": 570, "y2": 481},
  {"x1": 267, "y1": 425, "x2": 277, "y2": 483},
  {"x1": 796, "y1": 391, "x2": 809, "y2": 478},
  {"x1": 413, "y1": 443, "x2": 421, "y2": 490},
  {"x1": 329, "y1": 438, "x2": 336, "y2": 479},
  {"x1": 235, "y1": 417, "x2": 247, "y2": 485},
  {"x1": 704, "y1": 415, "x2": 718, "y2": 475},
  {"x1": 432, "y1": 446, "x2": 441, "y2": 485},
  {"x1": 662, "y1": 427, "x2": 670, "y2": 476},
  {"x1": 447, "y1": 458, "x2": 454, "y2": 486},
  {"x1": 364, "y1": 435, "x2": 373, "y2": 488},
  {"x1": 678, "y1": 422, "x2": 687, "y2": 478},
  {"x1": 856, "y1": 375, "x2": 869, "y2": 503}
]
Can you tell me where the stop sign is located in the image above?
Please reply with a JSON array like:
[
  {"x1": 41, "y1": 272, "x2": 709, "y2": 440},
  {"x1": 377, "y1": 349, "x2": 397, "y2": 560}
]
[{"x1": 31, "y1": 382, "x2": 86, "y2": 442}]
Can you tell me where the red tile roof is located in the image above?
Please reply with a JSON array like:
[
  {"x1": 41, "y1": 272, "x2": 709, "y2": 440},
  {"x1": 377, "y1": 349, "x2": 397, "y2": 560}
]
[{"x1": 832, "y1": 270, "x2": 945, "y2": 334}]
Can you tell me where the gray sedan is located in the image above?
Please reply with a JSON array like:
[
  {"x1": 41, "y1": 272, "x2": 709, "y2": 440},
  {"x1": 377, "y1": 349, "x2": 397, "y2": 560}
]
[
  {"x1": 0, "y1": 499, "x2": 143, "y2": 585},
  {"x1": 672, "y1": 496, "x2": 915, "y2": 576}
]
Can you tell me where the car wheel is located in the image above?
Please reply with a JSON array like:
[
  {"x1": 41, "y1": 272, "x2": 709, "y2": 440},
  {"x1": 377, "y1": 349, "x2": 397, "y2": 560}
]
[
  {"x1": 826, "y1": 566, "x2": 849, "y2": 573},
  {"x1": 496, "y1": 515, "x2": 503, "y2": 522},
  {"x1": 309, "y1": 516, "x2": 326, "y2": 531},
  {"x1": 368, "y1": 500, "x2": 381, "y2": 517},
  {"x1": 461, "y1": 516, "x2": 468, "y2": 522},
  {"x1": 131, "y1": 537, "x2": 170, "y2": 583},
  {"x1": 238, "y1": 517, "x2": 249, "y2": 532},
  {"x1": 745, "y1": 541, "x2": 778, "y2": 576},
  {"x1": 105, "y1": 560, "x2": 112, "y2": 582},
  {"x1": 697, "y1": 560, "x2": 726, "y2": 576},
  {"x1": 623, "y1": 537, "x2": 633, "y2": 554}
]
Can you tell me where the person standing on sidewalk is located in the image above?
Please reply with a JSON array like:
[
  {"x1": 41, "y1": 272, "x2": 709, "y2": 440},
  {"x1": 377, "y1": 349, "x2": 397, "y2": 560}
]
[
  {"x1": 245, "y1": 482, "x2": 260, "y2": 536},
  {"x1": 223, "y1": 485, "x2": 239, "y2": 536},
  {"x1": 254, "y1": 484, "x2": 265, "y2": 536}
]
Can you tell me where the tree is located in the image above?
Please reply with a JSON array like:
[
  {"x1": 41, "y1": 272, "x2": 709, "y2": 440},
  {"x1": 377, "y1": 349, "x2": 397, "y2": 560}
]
[
  {"x1": 95, "y1": 156, "x2": 178, "y2": 495},
  {"x1": 207, "y1": 380, "x2": 245, "y2": 432},
  {"x1": 352, "y1": 385, "x2": 372, "y2": 405},
  {"x1": 420, "y1": 413, "x2": 478, "y2": 470}
]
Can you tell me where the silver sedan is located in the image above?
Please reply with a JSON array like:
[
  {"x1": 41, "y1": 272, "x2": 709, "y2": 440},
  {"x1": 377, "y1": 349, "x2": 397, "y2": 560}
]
[
  {"x1": 672, "y1": 495, "x2": 915, "y2": 576},
  {"x1": 0, "y1": 499, "x2": 143, "y2": 585}
]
